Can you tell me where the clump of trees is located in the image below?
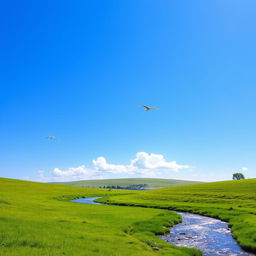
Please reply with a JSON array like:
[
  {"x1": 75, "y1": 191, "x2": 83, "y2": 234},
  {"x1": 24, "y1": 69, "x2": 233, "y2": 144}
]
[
  {"x1": 232, "y1": 173, "x2": 245, "y2": 180},
  {"x1": 99, "y1": 184, "x2": 147, "y2": 190}
]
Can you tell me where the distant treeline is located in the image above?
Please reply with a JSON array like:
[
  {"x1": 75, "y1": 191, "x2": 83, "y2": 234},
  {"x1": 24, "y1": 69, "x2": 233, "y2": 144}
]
[{"x1": 95, "y1": 184, "x2": 148, "y2": 190}]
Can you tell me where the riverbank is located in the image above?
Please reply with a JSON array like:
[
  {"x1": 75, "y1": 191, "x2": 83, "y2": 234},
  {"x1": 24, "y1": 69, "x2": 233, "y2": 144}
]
[
  {"x1": 72, "y1": 197, "x2": 254, "y2": 256},
  {"x1": 96, "y1": 179, "x2": 256, "y2": 254}
]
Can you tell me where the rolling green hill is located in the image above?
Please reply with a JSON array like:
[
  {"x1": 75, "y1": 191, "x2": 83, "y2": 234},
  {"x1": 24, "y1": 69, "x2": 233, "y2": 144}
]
[
  {"x1": 1, "y1": 177, "x2": 256, "y2": 255},
  {"x1": 0, "y1": 178, "x2": 200, "y2": 256},
  {"x1": 99, "y1": 179, "x2": 256, "y2": 254},
  {"x1": 51, "y1": 178, "x2": 203, "y2": 189}
]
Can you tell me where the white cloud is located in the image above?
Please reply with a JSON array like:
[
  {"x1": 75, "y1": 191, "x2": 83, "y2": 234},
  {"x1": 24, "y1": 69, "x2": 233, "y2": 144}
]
[
  {"x1": 93, "y1": 157, "x2": 130, "y2": 174},
  {"x1": 241, "y1": 167, "x2": 248, "y2": 171},
  {"x1": 36, "y1": 152, "x2": 190, "y2": 182},
  {"x1": 49, "y1": 166, "x2": 101, "y2": 182},
  {"x1": 131, "y1": 152, "x2": 189, "y2": 171}
]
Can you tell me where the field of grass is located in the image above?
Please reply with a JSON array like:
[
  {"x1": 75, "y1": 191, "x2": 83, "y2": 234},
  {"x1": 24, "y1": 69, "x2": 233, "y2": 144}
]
[
  {"x1": 2, "y1": 177, "x2": 256, "y2": 255},
  {"x1": 0, "y1": 178, "x2": 201, "y2": 256},
  {"x1": 98, "y1": 179, "x2": 256, "y2": 254},
  {"x1": 52, "y1": 178, "x2": 202, "y2": 189}
]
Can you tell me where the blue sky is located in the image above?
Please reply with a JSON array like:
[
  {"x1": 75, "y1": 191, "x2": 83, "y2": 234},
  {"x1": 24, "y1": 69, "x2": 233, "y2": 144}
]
[{"x1": 1, "y1": 0, "x2": 256, "y2": 182}]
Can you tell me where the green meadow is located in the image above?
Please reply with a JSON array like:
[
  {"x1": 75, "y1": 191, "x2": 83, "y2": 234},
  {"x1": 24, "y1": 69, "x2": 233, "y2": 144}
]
[
  {"x1": 1, "y1": 177, "x2": 256, "y2": 256},
  {"x1": 99, "y1": 179, "x2": 256, "y2": 254},
  {"x1": 0, "y1": 178, "x2": 200, "y2": 256}
]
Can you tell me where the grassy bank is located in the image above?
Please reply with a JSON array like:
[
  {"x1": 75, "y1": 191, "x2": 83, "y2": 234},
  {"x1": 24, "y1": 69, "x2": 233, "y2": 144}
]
[
  {"x1": 0, "y1": 178, "x2": 201, "y2": 256},
  {"x1": 98, "y1": 179, "x2": 256, "y2": 254}
]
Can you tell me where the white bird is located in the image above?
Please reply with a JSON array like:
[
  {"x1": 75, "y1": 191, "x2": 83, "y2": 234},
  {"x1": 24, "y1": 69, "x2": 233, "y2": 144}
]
[
  {"x1": 46, "y1": 136, "x2": 56, "y2": 140},
  {"x1": 141, "y1": 105, "x2": 159, "y2": 111}
]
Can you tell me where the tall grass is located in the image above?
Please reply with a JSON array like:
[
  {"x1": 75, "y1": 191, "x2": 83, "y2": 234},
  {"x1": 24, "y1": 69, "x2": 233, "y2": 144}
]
[{"x1": 0, "y1": 178, "x2": 200, "y2": 256}]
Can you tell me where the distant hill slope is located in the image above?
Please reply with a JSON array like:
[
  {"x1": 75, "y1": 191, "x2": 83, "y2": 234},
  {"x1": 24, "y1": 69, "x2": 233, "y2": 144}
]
[{"x1": 51, "y1": 178, "x2": 203, "y2": 189}]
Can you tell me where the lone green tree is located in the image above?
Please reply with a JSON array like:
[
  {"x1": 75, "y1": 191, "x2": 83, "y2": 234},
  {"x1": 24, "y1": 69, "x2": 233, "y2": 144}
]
[{"x1": 232, "y1": 173, "x2": 245, "y2": 180}]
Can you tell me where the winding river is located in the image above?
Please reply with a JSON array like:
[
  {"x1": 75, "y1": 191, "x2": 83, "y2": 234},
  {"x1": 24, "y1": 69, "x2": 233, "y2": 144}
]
[
  {"x1": 71, "y1": 197, "x2": 103, "y2": 205},
  {"x1": 71, "y1": 197, "x2": 253, "y2": 256}
]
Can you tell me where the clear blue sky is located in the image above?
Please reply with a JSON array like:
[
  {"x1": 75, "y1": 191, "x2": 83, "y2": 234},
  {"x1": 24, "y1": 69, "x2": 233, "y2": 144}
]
[{"x1": 1, "y1": 0, "x2": 256, "y2": 182}]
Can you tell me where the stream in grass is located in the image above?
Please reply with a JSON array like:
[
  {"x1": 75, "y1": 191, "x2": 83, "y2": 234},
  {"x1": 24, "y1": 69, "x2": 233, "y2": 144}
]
[
  {"x1": 71, "y1": 197, "x2": 253, "y2": 256},
  {"x1": 160, "y1": 211, "x2": 252, "y2": 256},
  {"x1": 70, "y1": 197, "x2": 103, "y2": 205}
]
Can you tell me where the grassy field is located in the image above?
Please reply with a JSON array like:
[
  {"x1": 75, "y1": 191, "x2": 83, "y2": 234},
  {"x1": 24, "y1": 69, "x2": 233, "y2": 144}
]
[
  {"x1": 0, "y1": 178, "x2": 201, "y2": 256},
  {"x1": 51, "y1": 178, "x2": 202, "y2": 189},
  {"x1": 1, "y1": 177, "x2": 256, "y2": 255},
  {"x1": 98, "y1": 179, "x2": 256, "y2": 254}
]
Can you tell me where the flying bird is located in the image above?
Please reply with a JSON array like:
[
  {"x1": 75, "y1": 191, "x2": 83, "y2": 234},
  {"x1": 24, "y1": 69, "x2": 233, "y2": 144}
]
[
  {"x1": 46, "y1": 136, "x2": 56, "y2": 140},
  {"x1": 141, "y1": 105, "x2": 159, "y2": 111}
]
